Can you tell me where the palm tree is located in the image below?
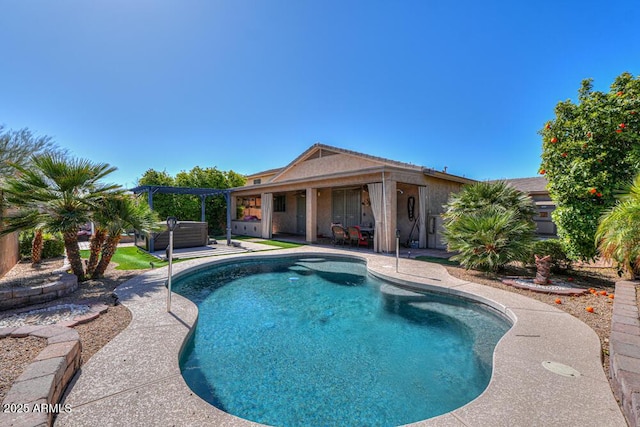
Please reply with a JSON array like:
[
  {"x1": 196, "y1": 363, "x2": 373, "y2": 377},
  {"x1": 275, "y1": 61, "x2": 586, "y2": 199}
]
[
  {"x1": 85, "y1": 226, "x2": 108, "y2": 278},
  {"x1": 0, "y1": 126, "x2": 63, "y2": 264},
  {"x1": 92, "y1": 194, "x2": 159, "y2": 278},
  {"x1": 0, "y1": 207, "x2": 48, "y2": 266},
  {"x1": 2, "y1": 153, "x2": 119, "y2": 281},
  {"x1": 85, "y1": 193, "x2": 120, "y2": 278},
  {"x1": 442, "y1": 181, "x2": 537, "y2": 272},
  {"x1": 596, "y1": 174, "x2": 640, "y2": 279}
]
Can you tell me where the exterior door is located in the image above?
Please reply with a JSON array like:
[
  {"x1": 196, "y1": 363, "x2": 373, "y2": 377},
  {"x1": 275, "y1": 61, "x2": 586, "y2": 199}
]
[
  {"x1": 296, "y1": 196, "x2": 306, "y2": 235},
  {"x1": 332, "y1": 188, "x2": 361, "y2": 227}
]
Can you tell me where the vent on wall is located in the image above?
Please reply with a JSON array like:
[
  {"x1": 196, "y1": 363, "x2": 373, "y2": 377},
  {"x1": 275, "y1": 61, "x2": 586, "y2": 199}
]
[{"x1": 306, "y1": 148, "x2": 338, "y2": 161}]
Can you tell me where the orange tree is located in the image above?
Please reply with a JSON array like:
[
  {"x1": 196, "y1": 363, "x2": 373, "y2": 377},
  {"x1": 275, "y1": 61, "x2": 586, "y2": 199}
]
[{"x1": 539, "y1": 72, "x2": 640, "y2": 260}]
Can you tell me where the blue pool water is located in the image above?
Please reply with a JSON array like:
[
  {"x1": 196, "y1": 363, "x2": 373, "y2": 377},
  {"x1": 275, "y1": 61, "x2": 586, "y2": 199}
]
[{"x1": 175, "y1": 256, "x2": 510, "y2": 427}]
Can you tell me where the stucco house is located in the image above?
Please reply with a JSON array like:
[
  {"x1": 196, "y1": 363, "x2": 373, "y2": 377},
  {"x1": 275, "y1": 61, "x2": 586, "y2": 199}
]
[
  {"x1": 497, "y1": 176, "x2": 557, "y2": 237},
  {"x1": 230, "y1": 143, "x2": 475, "y2": 252}
]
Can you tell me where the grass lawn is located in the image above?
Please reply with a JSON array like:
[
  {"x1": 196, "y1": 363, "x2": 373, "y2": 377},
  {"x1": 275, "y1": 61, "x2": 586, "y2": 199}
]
[
  {"x1": 80, "y1": 246, "x2": 179, "y2": 270},
  {"x1": 217, "y1": 235, "x2": 305, "y2": 249},
  {"x1": 253, "y1": 240, "x2": 304, "y2": 249},
  {"x1": 415, "y1": 255, "x2": 460, "y2": 266}
]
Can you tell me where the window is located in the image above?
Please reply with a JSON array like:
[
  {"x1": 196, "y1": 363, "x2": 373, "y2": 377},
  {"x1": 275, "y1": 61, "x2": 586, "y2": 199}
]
[
  {"x1": 253, "y1": 178, "x2": 262, "y2": 184},
  {"x1": 274, "y1": 195, "x2": 286, "y2": 212},
  {"x1": 332, "y1": 188, "x2": 361, "y2": 227}
]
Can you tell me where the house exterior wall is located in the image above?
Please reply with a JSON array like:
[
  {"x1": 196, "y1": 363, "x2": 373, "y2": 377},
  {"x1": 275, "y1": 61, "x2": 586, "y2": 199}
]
[
  {"x1": 425, "y1": 176, "x2": 462, "y2": 215},
  {"x1": 245, "y1": 171, "x2": 279, "y2": 185},
  {"x1": 274, "y1": 153, "x2": 387, "y2": 182},
  {"x1": 317, "y1": 191, "x2": 333, "y2": 238},
  {"x1": 272, "y1": 193, "x2": 298, "y2": 234},
  {"x1": 231, "y1": 145, "x2": 473, "y2": 251},
  {"x1": 396, "y1": 183, "x2": 419, "y2": 246}
]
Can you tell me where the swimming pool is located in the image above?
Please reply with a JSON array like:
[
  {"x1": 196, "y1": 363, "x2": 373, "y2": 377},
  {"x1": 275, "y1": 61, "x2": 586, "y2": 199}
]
[{"x1": 175, "y1": 255, "x2": 511, "y2": 427}]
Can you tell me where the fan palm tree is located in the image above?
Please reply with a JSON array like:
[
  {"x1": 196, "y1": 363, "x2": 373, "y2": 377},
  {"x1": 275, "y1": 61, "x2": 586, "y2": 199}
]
[
  {"x1": 0, "y1": 207, "x2": 48, "y2": 265},
  {"x1": 2, "y1": 153, "x2": 119, "y2": 281},
  {"x1": 442, "y1": 181, "x2": 536, "y2": 271},
  {"x1": 596, "y1": 174, "x2": 640, "y2": 279},
  {"x1": 85, "y1": 226, "x2": 108, "y2": 278},
  {"x1": 1, "y1": 126, "x2": 63, "y2": 264},
  {"x1": 85, "y1": 192, "x2": 130, "y2": 278},
  {"x1": 92, "y1": 194, "x2": 159, "y2": 278}
]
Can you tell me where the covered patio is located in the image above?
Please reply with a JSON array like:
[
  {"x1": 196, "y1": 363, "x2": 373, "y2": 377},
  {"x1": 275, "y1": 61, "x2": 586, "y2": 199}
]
[{"x1": 230, "y1": 144, "x2": 474, "y2": 253}]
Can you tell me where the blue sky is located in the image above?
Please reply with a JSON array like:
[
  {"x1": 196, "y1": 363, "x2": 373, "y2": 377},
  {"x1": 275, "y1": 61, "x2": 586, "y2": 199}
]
[{"x1": 1, "y1": 1, "x2": 638, "y2": 188}]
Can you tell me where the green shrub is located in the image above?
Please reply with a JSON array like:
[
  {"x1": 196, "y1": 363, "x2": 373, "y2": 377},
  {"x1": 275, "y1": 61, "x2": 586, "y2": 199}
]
[
  {"x1": 529, "y1": 239, "x2": 571, "y2": 272},
  {"x1": 442, "y1": 181, "x2": 537, "y2": 272},
  {"x1": 18, "y1": 231, "x2": 65, "y2": 260},
  {"x1": 42, "y1": 234, "x2": 65, "y2": 258}
]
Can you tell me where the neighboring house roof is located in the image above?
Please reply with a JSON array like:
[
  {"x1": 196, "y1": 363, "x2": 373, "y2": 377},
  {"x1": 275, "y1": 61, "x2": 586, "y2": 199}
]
[
  {"x1": 489, "y1": 176, "x2": 549, "y2": 195},
  {"x1": 245, "y1": 167, "x2": 283, "y2": 180}
]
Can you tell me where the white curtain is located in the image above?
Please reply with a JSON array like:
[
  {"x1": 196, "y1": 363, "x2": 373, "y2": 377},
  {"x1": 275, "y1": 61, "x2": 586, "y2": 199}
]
[
  {"x1": 261, "y1": 193, "x2": 273, "y2": 239},
  {"x1": 419, "y1": 186, "x2": 428, "y2": 248},
  {"x1": 368, "y1": 183, "x2": 383, "y2": 252}
]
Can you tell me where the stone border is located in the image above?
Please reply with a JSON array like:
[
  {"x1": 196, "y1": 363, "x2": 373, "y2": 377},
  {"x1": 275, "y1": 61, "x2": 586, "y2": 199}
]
[
  {"x1": 609, "y1": 280, "x2": 640, "y2": 427},
  {"x1": 0, "y1": 271, "x2": 78, "y2": 312},
  {"x1": 0, "y1": 304, "x2": 106, "y2": 426},
  {"x1": 502, "y1": 277, "x2": 589, "y2": 295}
]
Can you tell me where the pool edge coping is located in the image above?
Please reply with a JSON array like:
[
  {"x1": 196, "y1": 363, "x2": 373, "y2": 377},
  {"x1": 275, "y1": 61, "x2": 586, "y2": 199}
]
[{"x1": 55, "y1": 247, "x2": 626, "y2": 427}]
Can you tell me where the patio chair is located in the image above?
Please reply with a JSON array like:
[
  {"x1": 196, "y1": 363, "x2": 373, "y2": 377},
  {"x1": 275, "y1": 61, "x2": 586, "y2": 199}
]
[
  {"x1": 331, "y1": 225, "x2": 348, "y2": 245},
  {"x1": 347, "y1": 226, "x2": 370, "y2": 248}
]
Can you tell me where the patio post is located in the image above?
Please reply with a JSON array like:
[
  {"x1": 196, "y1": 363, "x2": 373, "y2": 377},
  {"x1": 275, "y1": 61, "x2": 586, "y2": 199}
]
[{"x1": 225, "y1": 191, "x2": 232, "y2": 245}]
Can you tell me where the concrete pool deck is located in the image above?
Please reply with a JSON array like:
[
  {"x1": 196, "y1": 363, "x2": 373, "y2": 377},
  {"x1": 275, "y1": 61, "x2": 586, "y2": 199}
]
[{"x1": 56, "y1": 247, "x2": 626, "y2": 426}]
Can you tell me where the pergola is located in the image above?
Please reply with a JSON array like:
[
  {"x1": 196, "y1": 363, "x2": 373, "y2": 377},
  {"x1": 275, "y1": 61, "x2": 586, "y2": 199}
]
[{"x1": 129, "y1": 185, "x2": 233, "y2": 252}]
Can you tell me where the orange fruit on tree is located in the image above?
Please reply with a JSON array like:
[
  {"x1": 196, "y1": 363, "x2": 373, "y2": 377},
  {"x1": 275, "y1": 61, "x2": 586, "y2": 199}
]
[
  {"x1": 609, "y1": 294, "x2": 615, "y2": 300},
  {"x1": 586, "y1": 306, "x2": 594, "y2": 313}
]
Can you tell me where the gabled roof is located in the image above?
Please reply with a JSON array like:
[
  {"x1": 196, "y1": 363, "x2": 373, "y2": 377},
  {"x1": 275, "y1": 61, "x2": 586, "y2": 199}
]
[
  {"x1": 236, "y1": 143, "x2": 474, "y2": 191},
  {"x1": 490, "y1": 176, "x2": 549, "y2": 194},
  {"x1": 268, "y1": 143, "x2": 424, "y2": 183}
]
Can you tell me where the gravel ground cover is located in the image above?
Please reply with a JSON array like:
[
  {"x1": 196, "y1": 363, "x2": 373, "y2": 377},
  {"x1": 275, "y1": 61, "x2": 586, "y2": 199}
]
[{"x1": 0, "y1": 258, "x2": 136, "y2": 402}]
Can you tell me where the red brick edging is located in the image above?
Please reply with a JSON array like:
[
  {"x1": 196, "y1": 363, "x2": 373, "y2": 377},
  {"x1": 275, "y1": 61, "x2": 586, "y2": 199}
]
[{"x1": 609, "y1": 280, "x2": 640, "y2": 426}]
